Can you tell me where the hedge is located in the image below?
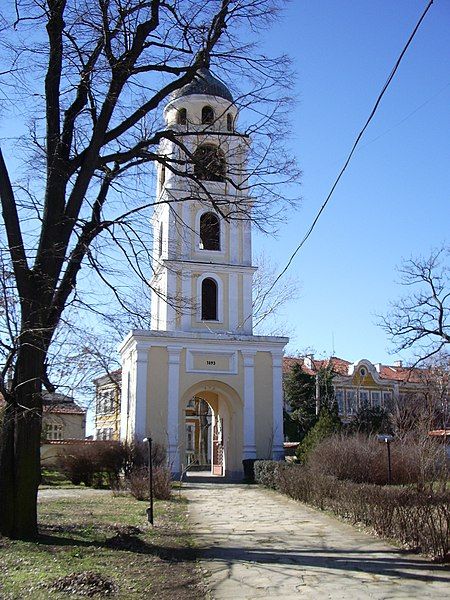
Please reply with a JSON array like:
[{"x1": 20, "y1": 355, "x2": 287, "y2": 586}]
[{"x1": 254, "y1": 460, "x2": 449, "y2": 562}]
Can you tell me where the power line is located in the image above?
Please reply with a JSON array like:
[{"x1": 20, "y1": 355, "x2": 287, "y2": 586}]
[{"x1": 253, "y1": 0, "x2": 434, "y2": 316}]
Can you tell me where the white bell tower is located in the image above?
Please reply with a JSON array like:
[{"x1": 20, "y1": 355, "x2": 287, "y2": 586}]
[
  {"x1": 150, "y1": 67, "x2": 255, "y2": 335},
  {"x1": 120, "y1": 68, "x2": 288, "y2": 479}
]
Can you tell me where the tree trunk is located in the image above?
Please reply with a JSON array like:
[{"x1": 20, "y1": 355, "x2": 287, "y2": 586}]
[{"x1": 0, "y1": 339, "x2": 44, "y2": 539}]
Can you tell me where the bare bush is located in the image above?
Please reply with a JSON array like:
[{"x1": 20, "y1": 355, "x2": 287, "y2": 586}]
[
  {"x1": 123, "y1": 441, "x2": 166, "y2": 475},
  {"x1": 128, "y1": 467, "x2": 172, "y2": 501},
  {"x1": 256, "y1": 461, "x2": 450, "y2": 562},
  {"x1": 307, "y1": 433, "x2": 444, "y2": 487}
]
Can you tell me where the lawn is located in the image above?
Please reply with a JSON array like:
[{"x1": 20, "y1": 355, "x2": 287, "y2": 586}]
[{"x1": 0, "y1": 488, "x2": 208, "y2": 599}]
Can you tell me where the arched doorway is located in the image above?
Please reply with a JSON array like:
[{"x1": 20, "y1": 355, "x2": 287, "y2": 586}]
[
  {"x1": 184, "y1": 392, "x2": 225, "y2": 476},
  {"x1": 180, "y1": 382, "x2": 243, "y2": 479}
]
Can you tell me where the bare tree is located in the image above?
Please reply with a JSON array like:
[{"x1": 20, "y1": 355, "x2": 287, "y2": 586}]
[
  {"x1": 252, "y1": 251, "x2": 299, "y2": 335},
  {"x1": 0, "y1": 0, "x2": 299, "y2": 538},
  {"x1": 380, "y1": 247, "x2": 450, "y2": 363}
]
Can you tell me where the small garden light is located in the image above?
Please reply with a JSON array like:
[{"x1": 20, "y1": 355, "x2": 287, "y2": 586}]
[
  {"x1": 376, "y1": 434, "x2": 394, "y2": 485},
  {"x1": 143, "y1": 437, "x2": 154, "y2": 525}
]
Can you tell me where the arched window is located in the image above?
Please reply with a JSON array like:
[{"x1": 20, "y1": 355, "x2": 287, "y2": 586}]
[
  {"x1": 177, "y1": 108, "x2": 187, "y2": 125},
  {"x1": 200, "y1": 212, "x2": 220, "y2": 250},
  {"x1": 158, "y1": 222, "x2": 163, "y2": 256},
  {"x1": 201, "y1": 278, "x2": 218, "y2": 320},
  {"x1": 202, "y1": 105, "x2": 214, "y2": 125},
  {"x1": 160, "y1": 164, "x2": 165, "y2": 190},
  {"x1": 227, "y1": 113, "x2": 233, "y2": 132},
  {"x1": 193, "y1": 144, "x2": 226, "y2": 182}
]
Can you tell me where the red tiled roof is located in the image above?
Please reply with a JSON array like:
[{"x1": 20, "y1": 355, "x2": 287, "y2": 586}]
[
  {"x1": 283, "y1": 356, "x2": 428, "y2": 384},
  {"x1": 378, "y1": 365, "x2": 423, "y2": 383},
  {"x1": 283, "y1": 356, "x2": 351, "y2": 376}
]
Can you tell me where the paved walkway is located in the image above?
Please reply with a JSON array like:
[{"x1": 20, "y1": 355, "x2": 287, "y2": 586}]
[{"x1": 183, "y1": 483, "x2": 450, "y2": 599}]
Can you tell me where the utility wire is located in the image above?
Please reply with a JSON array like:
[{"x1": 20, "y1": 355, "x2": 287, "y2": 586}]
[{"x1": 253, "y1": 0, "x2": 434, "y2": 317}]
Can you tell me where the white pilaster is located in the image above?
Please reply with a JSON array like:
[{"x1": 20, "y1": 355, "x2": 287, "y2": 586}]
[
  {"x1": 229, "y1": 272, "x2": 238, "y2": 332},
  {"x1": 165, "y1": 270, "x2": 177, "y2": 329},
  {"x1": 242, "y1": 273, "x2": 253, "y2": 334},
  {"x1": 181, "y1": 268, "x2": 191, "y2": 331},
  {"x1": 230, "y1": 220, "x2": 238, "y2": 263},
  {"x1": 271, "y1": 351, "x2": 285, "y2": 460},
  {"x1": 167, "y1": 345, "x2": 182, "y2": 473},
  {"x1": 242, "y1": 350, "x2": 257, "y2": 459},
  {"x1": 243, "y1": 220, "x2": 251, "y2": 265},
  {"x1": 134, "y1": 344, "x2": 149, "y2": 441},
  {"x1": 181, "y1": 200, "x2": 190, "y2": 259}
]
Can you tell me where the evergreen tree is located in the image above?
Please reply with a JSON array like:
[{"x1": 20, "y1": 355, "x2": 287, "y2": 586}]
[
  {"x1": 284, "y1": 361, "x2": 338, "y2": 442},
  {"x1": 296, "y1": 408, "x2": 342, "y2": 463},
  {"x1": 284, "y1": 363, "x2": 317, "y2": 441}
]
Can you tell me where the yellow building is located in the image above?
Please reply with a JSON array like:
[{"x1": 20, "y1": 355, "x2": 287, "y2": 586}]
[
  {"x1": 284, "y1": 355, "x2": 423, "y2": 421},
  {"x1": 94, "y1": 371, "x2": 121, "y2": 440},
  {"x1": 119, "y1": 69, "x2": 288, "y2": 479}
]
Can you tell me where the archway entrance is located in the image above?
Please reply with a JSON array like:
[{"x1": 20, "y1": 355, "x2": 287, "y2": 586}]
[{"x1": 184, "y1": 392, "x2": 225, "y2": 477}]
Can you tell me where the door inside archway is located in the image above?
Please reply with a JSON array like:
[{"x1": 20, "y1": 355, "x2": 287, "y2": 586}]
[{"x1": 184, "y1": 394, "x2": 224, "y2": 476}]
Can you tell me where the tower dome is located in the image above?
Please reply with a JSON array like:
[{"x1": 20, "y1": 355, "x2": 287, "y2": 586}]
[{"x1": 171, "y1": 67, "x2": 233, "y2": 102}]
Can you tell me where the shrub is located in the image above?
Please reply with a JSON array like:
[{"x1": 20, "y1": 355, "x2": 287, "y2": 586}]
[
  {"x1": 127, "y1": 466, "x2": 172, "y2": 501},
  {"x1": 57, "y1": 446, "x2": 97, "y2": 486},
  {"x1": 307, "y1": 433, "x2": 444, "y2": 486},
  {"x1": 256, "y1": 461, "x2": 450, "y2": 561},
  {"x1": 57, "y1": 442, "x2": 126, "y2": 487},
  {"x1": 254, "y1": 460, "x2": 281, "y2": 489},
  {"x1": 123, "y1": 440, "x2": 166, "y2": 476}
]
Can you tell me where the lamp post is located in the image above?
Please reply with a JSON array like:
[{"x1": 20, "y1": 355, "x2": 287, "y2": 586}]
[
  {"x1": 377, "y1": 434, "x2": 394, "y2": 485},
  {"x1": 143, "y1": 437, "x2": 154, "y2": 525}
]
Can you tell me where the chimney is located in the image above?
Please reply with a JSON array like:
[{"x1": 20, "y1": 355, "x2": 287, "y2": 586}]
[
  {"x1": 393, "y1": 360, "x2": 403, "y2": 368},
  {"x1": 304, "y1": 354, "x2": 314, "y2": 370},
  {"x1": 375, "y1": 363, "x2": 382, "y2": 373}
]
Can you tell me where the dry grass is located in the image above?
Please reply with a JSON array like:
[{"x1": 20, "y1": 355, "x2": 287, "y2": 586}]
[{"x1": 0, "y1": 488, "x2": 209, "y2": 599}]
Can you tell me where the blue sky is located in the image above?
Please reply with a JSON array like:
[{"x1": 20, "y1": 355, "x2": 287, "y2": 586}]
[{"x1": 253, "y1": 0, "x2": 450, "y2": 364}]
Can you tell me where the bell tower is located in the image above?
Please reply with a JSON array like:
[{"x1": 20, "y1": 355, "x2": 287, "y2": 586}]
[
  {"x1": 150, "y1": 67, "x2": 255, "y2": 335},
  {"x1": 120, "y1": 68, "x2": 288, "y2": 479}
]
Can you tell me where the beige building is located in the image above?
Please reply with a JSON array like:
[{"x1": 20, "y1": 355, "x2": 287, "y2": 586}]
[
  {"x1": 120, "y1": 69, "x2": 288, "y2": 479},
  {"x1": 284, "y1": 355, "x2": 425, "y2": 421},
  {"x1": 94, "y1": 370, "x2": 121, "y2": 440}
]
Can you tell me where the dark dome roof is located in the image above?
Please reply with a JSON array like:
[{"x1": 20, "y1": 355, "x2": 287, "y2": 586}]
[{"x1": 171, "y1": 68, "x2": 233, "y2": 102}]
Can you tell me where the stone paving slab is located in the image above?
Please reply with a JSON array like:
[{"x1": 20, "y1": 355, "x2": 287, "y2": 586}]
[{"x1": 183, "y1": 483, "x2": 450, "y2": 599}]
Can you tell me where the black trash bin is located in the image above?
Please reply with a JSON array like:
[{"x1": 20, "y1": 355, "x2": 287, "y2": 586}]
[{"x1": 242, "y1": 458, "x2": 257, "y2": 483}]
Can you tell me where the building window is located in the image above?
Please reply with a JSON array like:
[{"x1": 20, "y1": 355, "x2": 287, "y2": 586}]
[
  {"x1": 227, "y1": 112, "x2": 233, "y2": 131},
  {"x1": 177, "y1": 107, "x2": 187, "y2": 125},
  {"x1": 160, "y1": 164, "x2": 165, "y2": 189},
  {"x1": 359, "y1": 390, "x2": 370, "y2": 407},
  {"x1": 202, "y1": 105, "x2": 214, "y2": 125},
  {"x1": 201, "y1": 278, "x2": 218, "y2": 320},
  {"x1": 335, "y1": 389, "x2": 344, "y2": 415},
  {"x1": 193, "y1": 144, "x2": 226, "y2": 182},
  {"x1": 45, "y1": 423, "x2": 63, "y2": 440},
  {"x1": 199, "y1": 212, "x2": 220, "y2": 250},
  {"x1": 371, "y1": 390, "x2": 381, "y2": 407},
  {"x1": 98, "y1": 427, "x2": 114, "y2": 441},
  {"x1": 97, "y1": 389, "x2": 116, "y2": 415},
  {"x1": 346, "y1": 390, "x2": 357, "y2": 416},
  {"x1": 382, "y1": 391, "x2": 393, "y2": 408}
]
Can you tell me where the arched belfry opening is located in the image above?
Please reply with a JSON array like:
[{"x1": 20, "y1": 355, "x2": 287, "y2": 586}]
[
  {"x1": 201, "y1": 277, "x2": 218, "y2": 320},
  {"x1": 202, "y1": 105, "x2": 214, "y2": 125},
  {"x1": 200, "y1": 212, "x2": 220, "y2": 250},
  {"x1": 193, "y1": 144, "x2": 226, "y2": 182}
]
